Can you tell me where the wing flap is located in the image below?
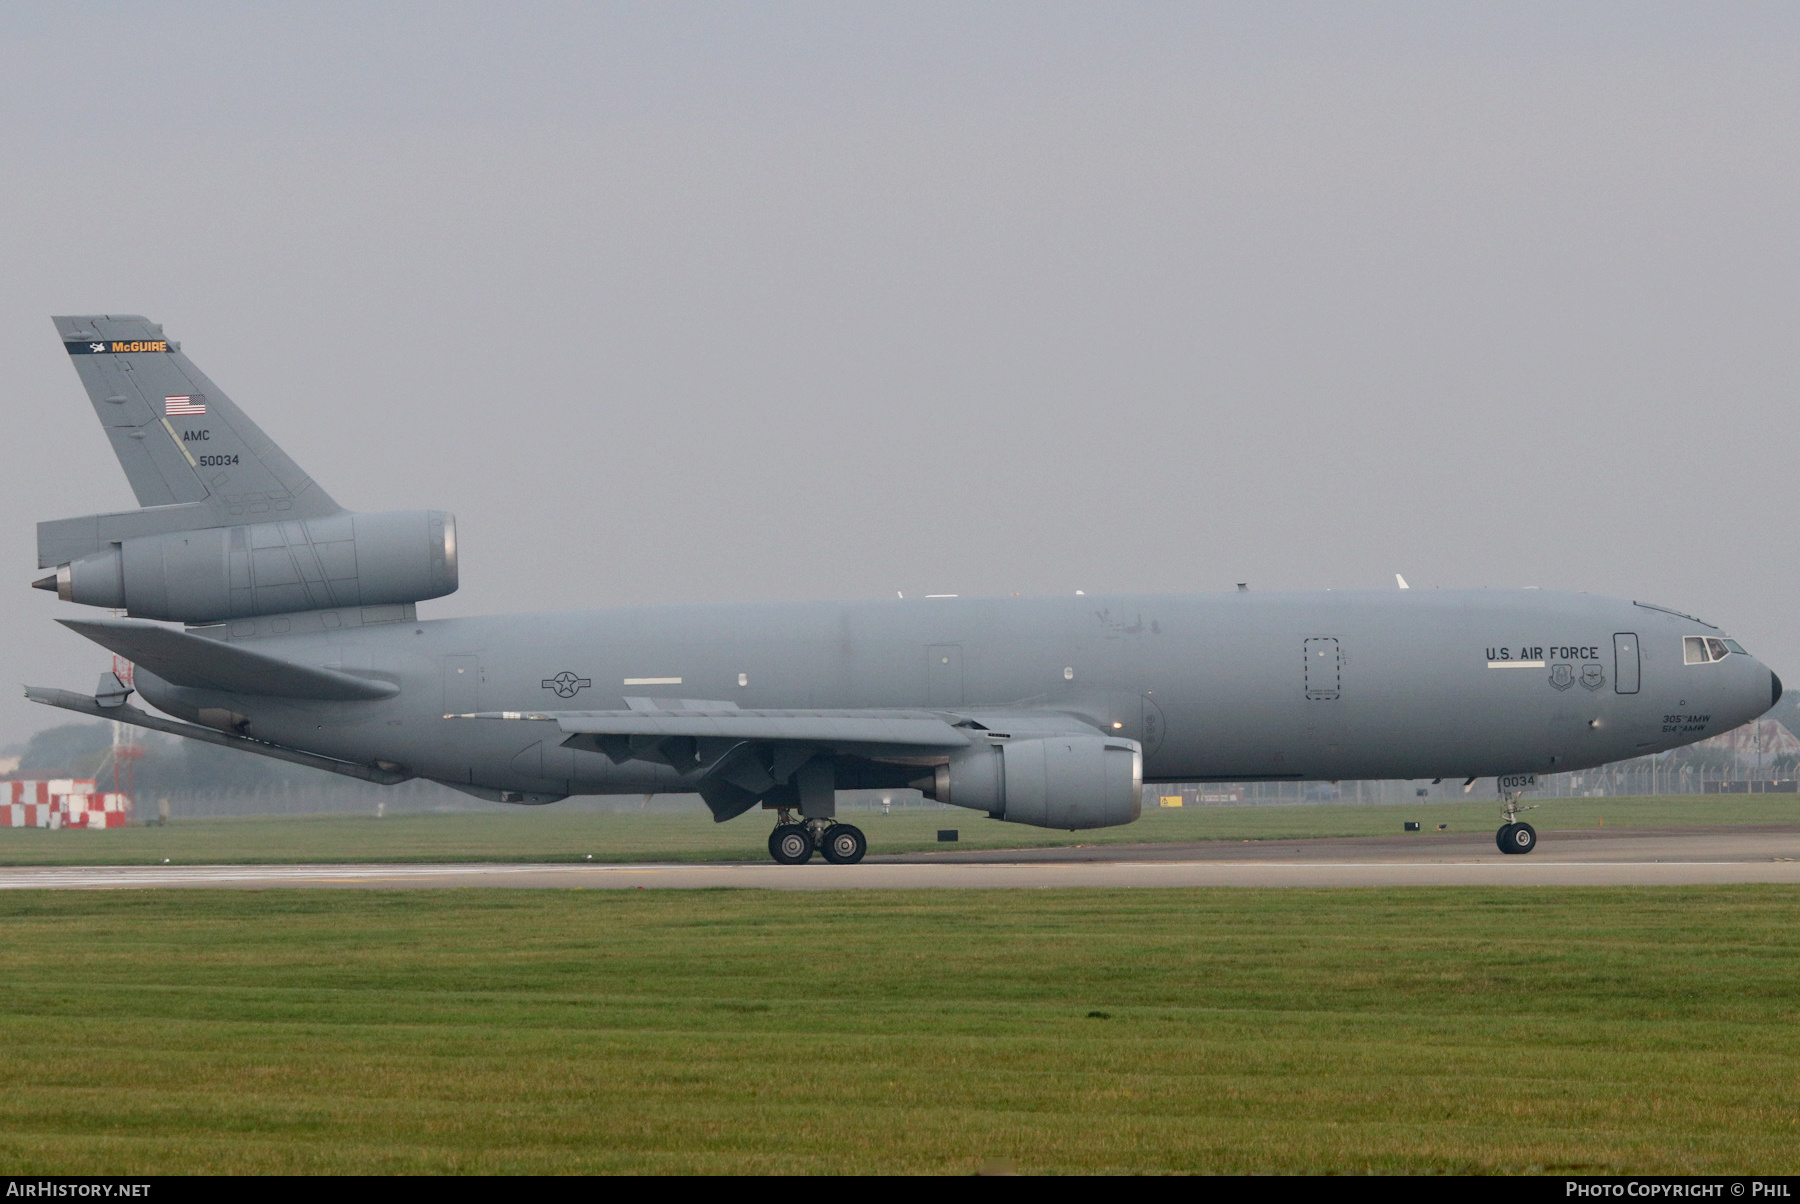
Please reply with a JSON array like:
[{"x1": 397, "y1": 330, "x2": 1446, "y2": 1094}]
[
  {"x1": 551, "y1": 713, "x2": 972, "y2": 747},
  {"x1": 58, "y1": 617, "x2": 398, "y2": 701},
  {"x1": 456, "y1": 708, "x2": 973, "y2": 766},
  {"x1": 460, "y1": 709, "x2": 970, "y2": 752}
]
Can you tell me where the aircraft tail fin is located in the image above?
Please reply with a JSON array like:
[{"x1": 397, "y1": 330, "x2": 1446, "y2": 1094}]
[{"x1": 51, "y1": 315, "x2": 339, "y2": 522}]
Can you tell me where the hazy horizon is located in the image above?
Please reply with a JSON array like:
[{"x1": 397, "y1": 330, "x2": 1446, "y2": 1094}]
[{"x1": 4, "y1": 3, "x2": 1798, "y2": 744}]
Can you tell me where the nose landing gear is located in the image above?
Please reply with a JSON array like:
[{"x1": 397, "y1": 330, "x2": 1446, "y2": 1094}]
[
  {"x1": 1496, "y1": 821, "x2": 1537, "y2": 854},
  {"x1": 1496, "y1": 792, "x2": 1539, "y2": 855},
  {"x1": 767, "y1": 812, "x2": 868, "y2": 865}
]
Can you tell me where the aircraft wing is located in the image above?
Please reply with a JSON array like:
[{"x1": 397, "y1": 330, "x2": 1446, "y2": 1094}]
[
  {"x1": 457, "y1": 707, "x2": 976, "y2": 759},
  {"x1": 59, "y1": 617, "x2": 399, "y2": 701},
  {"x1": 458, "y1": 704, "x2": 1107, "y2": 821}
]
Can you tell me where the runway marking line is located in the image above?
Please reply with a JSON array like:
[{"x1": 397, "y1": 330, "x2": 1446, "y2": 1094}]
[{"x1": 0, "y1": 858, "x2": 1791, "y2": 892}]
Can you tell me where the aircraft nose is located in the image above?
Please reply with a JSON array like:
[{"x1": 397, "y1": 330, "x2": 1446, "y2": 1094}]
[{"x1": 1772, "y1": 670, "x2": 1784, "y2": 710}]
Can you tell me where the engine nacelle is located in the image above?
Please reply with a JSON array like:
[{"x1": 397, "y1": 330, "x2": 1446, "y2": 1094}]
[
  {"x1": 919, "y1": 734, "x2": 1143, "y2": 830},
  {"x1": 52, "y1": 509, "x2": 457, "y2": 622}
]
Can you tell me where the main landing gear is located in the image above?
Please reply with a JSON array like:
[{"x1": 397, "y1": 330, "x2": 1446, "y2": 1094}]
[
  {"x1": 1496, "y1": 792, "x2": 1538, "y2": 855},
  {"x1": 767, "y1": 813, "x2": 868, "y2": 865}
]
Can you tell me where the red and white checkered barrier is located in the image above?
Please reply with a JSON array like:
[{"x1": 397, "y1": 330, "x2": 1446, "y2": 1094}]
[
  {"x1": 1, "y1": 781, "x2": 131, "y2": 829},
  {"x1": 61, "y1": 793, "x2": 133, "y2": 829},
  {"x1": 3, "y1": 779, "x2": 95, "y2": 804},
  {"x1": 5, "y1": 802, "x2": 65, "y2": 829}
]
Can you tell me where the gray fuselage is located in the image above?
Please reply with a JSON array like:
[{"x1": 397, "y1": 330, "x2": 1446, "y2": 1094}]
[{"x1": 134, "y1": 587, "x2": 1779, "y2": 804}]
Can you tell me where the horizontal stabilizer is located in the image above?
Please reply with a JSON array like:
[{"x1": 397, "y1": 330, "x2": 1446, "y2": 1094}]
[
  {"x1": 58, "y1": 618, "x2": 398, "y2": 701},
  {"x1": 24, "y1": 687, "x2": 409, "y2": 784}
]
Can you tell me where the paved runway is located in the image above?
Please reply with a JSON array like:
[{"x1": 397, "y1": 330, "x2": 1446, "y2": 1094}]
[{"x1": 4, "y1": 824, "x2": 1800, "y2": 890}]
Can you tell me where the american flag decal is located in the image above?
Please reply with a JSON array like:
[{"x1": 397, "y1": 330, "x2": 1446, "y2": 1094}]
[{"x1": 165, "y1": 395, "x2": 205, "y2": 415}]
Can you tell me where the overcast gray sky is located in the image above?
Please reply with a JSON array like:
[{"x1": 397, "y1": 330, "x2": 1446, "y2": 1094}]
[{"x1": 3, "y1": 3, "x2": 1798, "y2": 743}]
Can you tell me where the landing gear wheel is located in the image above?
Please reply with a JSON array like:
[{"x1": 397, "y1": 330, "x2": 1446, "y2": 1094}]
[
  {"x1": 1498, "y1": 822, "x2": 1537, "y2": 855},
  {"x1": 820, "y1": 824, "x2": 867, "y2": 865},
  {"x1": 769, "y1": 824, "x2": 814, "y2": 865}
]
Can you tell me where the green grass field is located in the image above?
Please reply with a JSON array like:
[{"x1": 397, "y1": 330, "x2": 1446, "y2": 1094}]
[
  {"x1": 3, "y1": 886, "x2": 1798, "y2": 1173},
  {"x1": 0, "y1": 793, "x2": 1795, "y2": 866}
]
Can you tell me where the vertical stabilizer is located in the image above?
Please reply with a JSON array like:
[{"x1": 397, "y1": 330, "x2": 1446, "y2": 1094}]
[{"x1": 52, "y1": 315, "x2": 338, "y2": 521}]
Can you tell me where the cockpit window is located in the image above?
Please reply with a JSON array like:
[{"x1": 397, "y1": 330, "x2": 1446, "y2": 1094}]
[{"x1": 1686, "y1": 636, "x2": 1746, "y2": 664}]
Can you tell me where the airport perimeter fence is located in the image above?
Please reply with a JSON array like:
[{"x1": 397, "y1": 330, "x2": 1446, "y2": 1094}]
[
  {"x1": 163, "y1": 768, "x2": 1794, "y2": 820},
  {"x1": 156, "y1": 777, "x2": 493, "y2": 819},
  {"x1": 1159, "y1": 758, "x2": 1796, "y2": 807},
  {"x1": 53, "y1": 753, "x2": 1800, "y2": 821}
]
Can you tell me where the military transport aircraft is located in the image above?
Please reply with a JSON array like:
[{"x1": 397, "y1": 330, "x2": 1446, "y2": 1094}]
[{"x1": 25, "y1": 316, "x2": 1782, "y2": 862}]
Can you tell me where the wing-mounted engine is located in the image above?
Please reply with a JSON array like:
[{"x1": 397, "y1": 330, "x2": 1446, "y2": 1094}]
[
  {"x1": 37, "y1": 509, "x2": 457, "y2": 622},
  {"x1": 915, "y1": 734, "x2": 1143, "y2": 830}
]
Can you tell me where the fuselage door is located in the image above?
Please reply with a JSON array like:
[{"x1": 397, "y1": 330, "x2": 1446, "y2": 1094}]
[
  {"x1": 444, "y1": 653, "x2": 481, "y2": 714},
  {"x1": 1613, "y1": 633, "x2": 1640, "y2": 695},
  {"x1": 1304, "y1": 638, "x2": 1341, "y2": 700},
  {"x1": 1140, "y1": 693, "x2": 1167, "y2": 756},
  {"x1": 927, "y1": 645, "x2": 964, "y2": 707}
]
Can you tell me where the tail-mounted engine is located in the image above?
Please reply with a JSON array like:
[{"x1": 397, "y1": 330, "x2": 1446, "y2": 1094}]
[{"x1": 38, "y1": 509, "x2": 457, "y2": 622}]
